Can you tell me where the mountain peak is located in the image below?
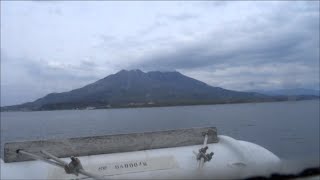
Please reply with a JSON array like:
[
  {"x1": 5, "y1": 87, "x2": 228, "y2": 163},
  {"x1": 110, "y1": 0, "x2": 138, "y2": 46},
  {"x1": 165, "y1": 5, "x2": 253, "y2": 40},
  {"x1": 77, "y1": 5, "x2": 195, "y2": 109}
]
[
  {"x1": 117, "y1": 69, "x2": 144, "y2": 74},
  {"x1": 147, "y1": 70, "x2": 180, "y2": 74}
]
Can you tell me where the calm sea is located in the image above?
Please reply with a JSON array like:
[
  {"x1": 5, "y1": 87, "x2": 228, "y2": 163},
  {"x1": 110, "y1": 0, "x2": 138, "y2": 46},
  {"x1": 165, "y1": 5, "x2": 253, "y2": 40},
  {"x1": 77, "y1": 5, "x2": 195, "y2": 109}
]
[{"x1": 1, "y1": 100, "x2": 319, "y2": 170}]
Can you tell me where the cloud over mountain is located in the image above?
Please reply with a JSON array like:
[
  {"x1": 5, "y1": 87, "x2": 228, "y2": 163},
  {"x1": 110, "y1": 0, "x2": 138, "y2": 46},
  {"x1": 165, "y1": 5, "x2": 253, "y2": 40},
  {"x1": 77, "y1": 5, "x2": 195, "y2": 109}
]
[{"x1": 1, "y1": 1, "x2": 319, "y2": 106}]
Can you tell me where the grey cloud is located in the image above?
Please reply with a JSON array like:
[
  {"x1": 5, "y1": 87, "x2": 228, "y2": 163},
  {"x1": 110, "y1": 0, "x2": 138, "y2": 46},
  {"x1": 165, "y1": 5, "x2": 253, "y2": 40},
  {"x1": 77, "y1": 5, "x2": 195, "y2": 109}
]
[
  {"x1": 49, "y1": 7, "x2": 62, "y2": 15},
  {"x1": 1, "y1": 55, "x2": 100, "y2": 106},
  {"x1": 80, "y1": 59, "x2": 96, "y2": 67},
  {"x1": 94, "y1": 33, "x2": 144, "y2": 51},
  {"x1": 92, "y1": 34, "x2": 120, "y2": 51},
  {"x1": 138, "y1": 21, "x2": 168, "y2": 36},
  {"x1": 134, "y1": 34, "x2": 311, "y2": 70},
  {"x1": 30, "y1": 0, "x2": 58, "y2": 3},
  {"x1": 158, "y1": 13, "x2": 199, "y2": 21},
  {"x1": 193, "y1": 1, "x2": 229, "y2": 8},
  {"x1": 128, "y1": 2, "x2": 319, "y2": 90},
  {"x1": 133, "y1": 3, "x2": 319, "y2": 71},
  {"x1": 184, "y1": 62, "x2": 319, "y2": 91},
  {"x1": 209, "y1": 1, "x2": 228, "y2": 7},
  {"x1": 2, "y1": 1, "x2": 319, "y2": 105},
  {"x1": 137, "y1": 12, "x2": 198, "y2": 36},
  {"x1": 30, "y1": 0, "x2": 63, "y2": 15},
  {"x1": 2, "y1": 54, "x2": 99, "y2": 87},
  {"x1": 26, "y1": 60, "x2": 99, "y2": 81},
  {"x1": 98, "y1": 34, "x2": 116, "y2": 43}
]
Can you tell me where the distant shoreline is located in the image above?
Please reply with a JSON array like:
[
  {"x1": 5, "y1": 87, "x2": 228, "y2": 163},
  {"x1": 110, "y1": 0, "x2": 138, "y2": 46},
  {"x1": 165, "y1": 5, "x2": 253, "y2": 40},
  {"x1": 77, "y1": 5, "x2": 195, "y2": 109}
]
[{"x1": 1, "y1": 98, "x2": 318, "y2": 113}]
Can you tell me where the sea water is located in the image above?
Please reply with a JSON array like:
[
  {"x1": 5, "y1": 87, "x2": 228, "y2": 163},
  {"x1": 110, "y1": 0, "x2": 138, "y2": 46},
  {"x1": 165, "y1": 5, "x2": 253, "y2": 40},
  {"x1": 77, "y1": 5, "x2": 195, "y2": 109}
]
[{"x1": 1, "y1": 100, "x2": 319, "y2": 170}]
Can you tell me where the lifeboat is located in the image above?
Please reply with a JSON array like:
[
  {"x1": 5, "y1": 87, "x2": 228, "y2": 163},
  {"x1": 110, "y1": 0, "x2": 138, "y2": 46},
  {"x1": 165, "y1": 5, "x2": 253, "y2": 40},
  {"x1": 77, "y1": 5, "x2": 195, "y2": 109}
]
[{"x1": 0, "y1": 127, "x2": 281, "y2": 179}]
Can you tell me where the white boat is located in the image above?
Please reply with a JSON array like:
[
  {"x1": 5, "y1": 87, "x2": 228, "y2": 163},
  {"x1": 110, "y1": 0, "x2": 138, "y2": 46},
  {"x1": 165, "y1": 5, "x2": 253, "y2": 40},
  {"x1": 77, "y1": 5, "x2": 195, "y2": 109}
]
[{"x1": 1, "y1": 127, "x2": 281, "y2": 179}]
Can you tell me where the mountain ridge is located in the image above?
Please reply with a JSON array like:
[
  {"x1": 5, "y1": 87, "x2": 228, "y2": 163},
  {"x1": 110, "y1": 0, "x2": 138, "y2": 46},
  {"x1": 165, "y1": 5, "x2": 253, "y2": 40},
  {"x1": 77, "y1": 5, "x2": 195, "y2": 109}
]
[
  {"x1": 247, "y1": 88, "x2": 320, "y2": 96},
  {"x1": 1, "y1": 70, "x2": 318, "y2": 111}
]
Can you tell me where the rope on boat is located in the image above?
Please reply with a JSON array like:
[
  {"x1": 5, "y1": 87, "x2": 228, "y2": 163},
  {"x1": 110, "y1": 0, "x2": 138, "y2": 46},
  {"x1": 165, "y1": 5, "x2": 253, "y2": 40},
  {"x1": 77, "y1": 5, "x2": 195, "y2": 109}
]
[{"x1": 16, "y1": 149, "x2": 106, "y2": 180}]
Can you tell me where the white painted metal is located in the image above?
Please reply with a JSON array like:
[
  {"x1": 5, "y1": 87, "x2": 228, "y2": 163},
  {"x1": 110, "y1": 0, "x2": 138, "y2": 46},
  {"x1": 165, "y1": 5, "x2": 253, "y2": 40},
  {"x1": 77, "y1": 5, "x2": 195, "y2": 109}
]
[{"x1": 0, "y1": 135, "x2": 281, "y2": 179}]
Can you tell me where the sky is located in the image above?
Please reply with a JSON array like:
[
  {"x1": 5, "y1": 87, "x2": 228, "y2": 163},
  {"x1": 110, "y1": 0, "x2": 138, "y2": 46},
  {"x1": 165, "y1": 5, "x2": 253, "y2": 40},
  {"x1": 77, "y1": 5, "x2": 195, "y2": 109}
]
[{"x1": 1, "y1": 1, "x2": 319, "y2": 106}]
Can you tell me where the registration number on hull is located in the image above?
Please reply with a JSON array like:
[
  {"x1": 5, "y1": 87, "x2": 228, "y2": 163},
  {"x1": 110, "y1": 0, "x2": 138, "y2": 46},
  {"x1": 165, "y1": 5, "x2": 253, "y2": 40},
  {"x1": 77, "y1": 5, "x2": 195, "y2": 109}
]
[{"x1": 48, "y1": 156, "x2": 178, "y2": 179}]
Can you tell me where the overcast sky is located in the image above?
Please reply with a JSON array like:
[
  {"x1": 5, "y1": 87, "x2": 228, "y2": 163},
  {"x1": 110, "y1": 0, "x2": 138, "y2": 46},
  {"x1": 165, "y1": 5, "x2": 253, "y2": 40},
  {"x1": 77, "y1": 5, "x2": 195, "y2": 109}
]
[{"x1": 1, "y1": 1, "x2": 319, "y2": 106}]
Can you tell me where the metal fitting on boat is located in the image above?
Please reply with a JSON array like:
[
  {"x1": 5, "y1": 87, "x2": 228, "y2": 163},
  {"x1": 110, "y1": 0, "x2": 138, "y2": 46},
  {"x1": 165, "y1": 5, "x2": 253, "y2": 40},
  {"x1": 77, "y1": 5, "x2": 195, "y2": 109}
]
[
  {"x1": 197, "y1": 147, "x2": 214, "y2": 163},
  {"x1": 64, "y1": 156, "x2": 83, "y2": 176},
  {"x1": 15, "y1": 149, "x2": 106, "y2": 179},
  {"x1": 205, "y1": 152, "x2": 214, "y2": 162},
  {"x1": 197, "y1": 132, "x2": 215, "y2": 167},
  {"x1": 200, "y1": 146, "x2": 208, "y2": 154}
]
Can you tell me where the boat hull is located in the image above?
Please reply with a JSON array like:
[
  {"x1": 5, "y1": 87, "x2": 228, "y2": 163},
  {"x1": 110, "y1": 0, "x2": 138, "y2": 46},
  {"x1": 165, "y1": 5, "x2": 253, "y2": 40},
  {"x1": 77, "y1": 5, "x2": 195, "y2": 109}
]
[{"x1": 1, "y1": 135, "x2": 281, "y2": 179}]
